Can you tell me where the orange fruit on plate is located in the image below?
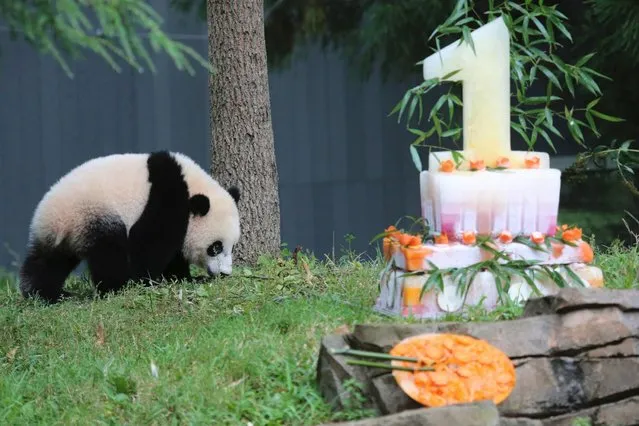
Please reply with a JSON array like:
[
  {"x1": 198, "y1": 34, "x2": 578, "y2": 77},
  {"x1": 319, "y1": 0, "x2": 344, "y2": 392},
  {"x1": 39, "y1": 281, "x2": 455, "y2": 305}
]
[{"x1": 390, "y1": 333, "x2": 516, "y2": 408}]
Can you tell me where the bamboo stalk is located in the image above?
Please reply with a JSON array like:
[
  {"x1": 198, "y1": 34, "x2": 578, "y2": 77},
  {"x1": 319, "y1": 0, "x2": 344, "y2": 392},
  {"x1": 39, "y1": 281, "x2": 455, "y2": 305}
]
[
  {"x1": 330, "y1": 348, "x2": 419, "y2": 363},
  {"x1": 346, "y1": 359, "x2": 434, "y2": 372}
]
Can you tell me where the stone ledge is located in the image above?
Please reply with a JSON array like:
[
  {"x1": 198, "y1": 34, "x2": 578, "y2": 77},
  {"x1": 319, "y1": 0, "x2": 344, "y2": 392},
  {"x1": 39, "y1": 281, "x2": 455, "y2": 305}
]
[
  {"x1": 316, "y1": 288, "x2": 639, "y2": 425},
  {"x1": 319, "y1": 401, "x2": 502, "y2": 426}
]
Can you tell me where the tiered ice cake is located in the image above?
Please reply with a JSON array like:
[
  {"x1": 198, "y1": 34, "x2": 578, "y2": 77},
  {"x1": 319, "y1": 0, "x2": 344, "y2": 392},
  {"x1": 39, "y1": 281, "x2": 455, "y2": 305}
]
[
  {"x1": 421, "y1": 151, "x2": 558, "y2": 239},
  {"x1": 373, "y1": 17, "x2": 604, "y2": 319},
  {"x1": 374, "y1": 151, "x2": 604, "y2": 319}
]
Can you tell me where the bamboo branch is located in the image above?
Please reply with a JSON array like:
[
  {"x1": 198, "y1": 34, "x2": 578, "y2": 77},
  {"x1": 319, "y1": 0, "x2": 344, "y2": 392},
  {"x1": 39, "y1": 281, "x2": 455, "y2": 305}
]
[
  {"x1": 330, "y1": 348, "x2": 419, "y2": 363},
  {"x1": 346, "y1": 359, "x2": 435, "y2": 372}
]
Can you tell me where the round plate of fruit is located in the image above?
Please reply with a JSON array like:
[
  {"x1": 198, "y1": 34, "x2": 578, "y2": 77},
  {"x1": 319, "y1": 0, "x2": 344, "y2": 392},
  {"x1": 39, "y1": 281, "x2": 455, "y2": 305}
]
[{"x1": 389, "y1": 333, "x2": 516, "y2": 407}]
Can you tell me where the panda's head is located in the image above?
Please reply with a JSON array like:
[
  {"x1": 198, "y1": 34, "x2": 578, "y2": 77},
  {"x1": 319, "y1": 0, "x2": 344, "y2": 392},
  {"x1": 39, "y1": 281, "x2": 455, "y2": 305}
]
[{"x1": 183, "y1": 185, "x2": 241, "y2": 277}]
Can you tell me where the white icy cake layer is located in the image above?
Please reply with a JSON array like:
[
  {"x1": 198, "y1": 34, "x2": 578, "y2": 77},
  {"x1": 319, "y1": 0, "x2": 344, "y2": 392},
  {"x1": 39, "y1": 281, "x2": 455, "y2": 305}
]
[
  {"x1": 420, "y1": 167, "x2": 561, "y2": 238},
  {"x1": 374, "y1": 264, "x2": 604, "y2": 319}
]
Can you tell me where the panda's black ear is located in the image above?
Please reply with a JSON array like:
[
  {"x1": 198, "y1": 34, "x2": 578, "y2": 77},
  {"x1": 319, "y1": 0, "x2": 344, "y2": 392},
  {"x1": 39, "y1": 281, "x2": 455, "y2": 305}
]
[
  {"x1": 189, "y1": 194, "x2": 210, "y2": 216},
  {"x1": 227, "y1": 186, "x2": 240, "y2": 204}
]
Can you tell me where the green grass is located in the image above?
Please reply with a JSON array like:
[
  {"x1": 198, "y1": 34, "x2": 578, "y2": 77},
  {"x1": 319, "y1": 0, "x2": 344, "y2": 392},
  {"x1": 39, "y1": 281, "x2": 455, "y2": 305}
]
[{"x1": 1, "y1": 241, "x2": 638, "y2": 426}]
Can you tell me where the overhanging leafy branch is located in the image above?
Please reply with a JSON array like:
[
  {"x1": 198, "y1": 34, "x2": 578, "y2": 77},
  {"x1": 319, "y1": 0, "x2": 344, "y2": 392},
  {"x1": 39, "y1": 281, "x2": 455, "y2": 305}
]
[
  {"x1": 0, "y1": 0, "x2": 213, "y2": 78},
  {"x1": 390, "y1": 0, "x2": 629, "y2": 175}
]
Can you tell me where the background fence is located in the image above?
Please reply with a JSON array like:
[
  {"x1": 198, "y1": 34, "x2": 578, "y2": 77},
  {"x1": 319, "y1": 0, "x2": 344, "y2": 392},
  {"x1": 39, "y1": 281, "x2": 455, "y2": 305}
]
[{"x1": 0, "y1": 2, "x2": 580, "y2": 271}]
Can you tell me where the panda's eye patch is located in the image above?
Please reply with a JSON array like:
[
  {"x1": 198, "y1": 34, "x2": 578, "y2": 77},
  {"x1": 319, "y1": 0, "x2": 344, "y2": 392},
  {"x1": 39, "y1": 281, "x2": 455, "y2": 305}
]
[{"x1": 207, "y1": 241, "x2": 223, "y2": 257}]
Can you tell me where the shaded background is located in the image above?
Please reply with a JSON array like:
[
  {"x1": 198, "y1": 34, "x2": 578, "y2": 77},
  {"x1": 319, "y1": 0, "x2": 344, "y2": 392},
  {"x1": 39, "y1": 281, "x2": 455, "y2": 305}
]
[{"x1": 0, "y1": 0, "x2": 637, "y2": 271}]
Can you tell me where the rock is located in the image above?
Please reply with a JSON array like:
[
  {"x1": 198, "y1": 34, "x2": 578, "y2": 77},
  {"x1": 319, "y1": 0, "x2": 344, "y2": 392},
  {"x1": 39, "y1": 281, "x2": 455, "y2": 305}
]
[
  {"x1": 320, "y1": 401, "x2": 501, "y2": 426},
  {"x1": 500, "y1": 420, "x2": 543, "y2": 426},
  {"x1": 499, "y1": 357, "x2": 639, "y2": 417},
  {"x1": 369, "y1": 374, "x2": 420, "y2": 415},
  {"x1": 349, "y1": 307, "x2": 639, "y2": 359},
  {"x1": 316, "y1": 289, "x2": 639, "y2": 426},
  {"x1": 316, "y1": 334, "x2": 379, "y2": 413},
  {"x1": 348, "y1": 317, "x2": 560, "y2": 358},
  {"x1": 522, "y1": 287, "x2": 639, "y2": 317},
  {"x1": 540, "y1": 396, "x2": 639, "y2": 426},
  {"x1": 585, "y1": 336, "x2": 639, "y2": 357}
]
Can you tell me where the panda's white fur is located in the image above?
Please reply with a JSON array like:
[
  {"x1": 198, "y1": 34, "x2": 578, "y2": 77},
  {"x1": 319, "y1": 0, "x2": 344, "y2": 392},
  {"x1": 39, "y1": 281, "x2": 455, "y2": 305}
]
[
  {"x1": 171, "y1": 152, "x2": 240, "y2": 275},
  {"x1": 20, "y1": 151, "x2": 240, "y2": 303},
  {"x1": 31, "y1": 154, "x2": 152, "y2": 249}
]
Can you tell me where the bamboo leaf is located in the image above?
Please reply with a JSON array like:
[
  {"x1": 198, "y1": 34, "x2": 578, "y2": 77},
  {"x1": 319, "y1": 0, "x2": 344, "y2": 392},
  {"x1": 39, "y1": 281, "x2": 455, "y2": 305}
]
[
  {"x1": 577, "y1": 69, "x2": 602, "y2": 96},
  {"x1": 581, "y1": 66, "x2": 613, "y2": 82},
  {"x1": 437, "y1": 27, "x2": 464, "y2": 36},
  {"x1": 585, "y1": 111, "x2": 600, "y2": 138},
  {"x1": 575, "y1": 52, "x2": 596, "y2": 68},
  {"x1": 442, "y1": 128, "x2": 462, "y2": 138},
  {"x1": 538, "y1": 65, "x2": 562, "y2": 90},
  {"x1": 397, "y1": 91, "x2": 413, "y2": 123},
  {"x1": 551, "y1": 18, "x2": 573, "y2": 42},
  {"x1": 564, "y1": 72, "x2": 575, "y2": 97},
  {"x1": 508, "y1": 2, "x2": 529, "y2": 15},
  {"x1": 550, "y1": 54, "x2": 567, "y2": 74},
  {"x1": 589, "y1": 110, "x2": 626, "y2": 123},
  {"x1": 518, "y1": 114, "x2": 528, "y2": 130},
  {"x1": 529, "y1": 65, "x2": 538, "y2": 84},
  {"x1": 409, "y1": 145, "x2": 423, "y2": 172},
  {"x1": 523, "y1": 96, "x2": 562, "y2": 105},
  {"x1": 420, "y1": 271, "x2": 441, "y2": 300},
  {"x1": 433, "y1": 115, "x2": 442, "y2": 137},
  {"x1": 620, "y1": 140, "x2": 633, "y2": 151},
  {"x1": 552, "y1": 7, "x2": 569, "y2": 20},
  {"x1": 529, "y1": 127, "x2": 538, "y2": 149},
  {"x1": 417, "y1": 96, "x2": 424, "y2": 125},
  {"x1": 538, "y1": 127, "x2": 556, "y2": 152},
  {"x1": 462, "y1": 26, "x2": 476, "y2": 55},
  {"x1": 522, "y1": 15, "x2": 530, "y2": 46},
  {"x1": 407, "y1": 128, "x2": 426, "y2": 137},
  {"x1": 448, "y1": 93, "x2": 463, "y2": 106},
  {"x1": 513, "y1": 59, "x2": 525, "y2": 84},
  {"x1": 451, "y1": 150, "x2": 466, "y2": 166},
  {"x1": 530, "y1": 15, "x2": 551, "y2": 41},
  {"x1": 388, "y1": 100, "x2": 403, "y2": 118},
  {"x1": 561, "y1": 265, "x2": 586, "y2": 287},
  {"x1": 543, "y1": 121, "x2": 564, "y2": 139},
  {"x1": 429, "y1": 95, "x2": 448, "y2": 119},
  {"x1": 544, "y1": 108, "x2": 553, "y2": 127},
  {"x1": 586, "y1": 98, "x2": 601, "y2": 111},
  {"x1": 511, "y1": 122, "x2": 531, "y2": 146},
  {"x1": 514, "y1": 235, "x2": 549, "y2": 253},
  {"x1": 567, "y1": 119, "x2": 586, "y2": 146},
  {"x1": 442, "y1": 69, "x2": 462, "y2": 80},
  {"x1": 447, "y1": 95, "x2": 455, "y2": 123},
  {"x1": 407, "y1": 96, "x2": 420, "y2": 125}
]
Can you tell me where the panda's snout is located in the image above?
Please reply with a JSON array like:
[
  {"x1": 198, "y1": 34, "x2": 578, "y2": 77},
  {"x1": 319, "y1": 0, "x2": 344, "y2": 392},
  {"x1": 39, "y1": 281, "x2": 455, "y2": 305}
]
[
  {"x1": 207, "y1": 253, "x2": 233, "y2": 277},
  {"x1": 207, "y1": 266, "x2": 230, "y2": 278}
]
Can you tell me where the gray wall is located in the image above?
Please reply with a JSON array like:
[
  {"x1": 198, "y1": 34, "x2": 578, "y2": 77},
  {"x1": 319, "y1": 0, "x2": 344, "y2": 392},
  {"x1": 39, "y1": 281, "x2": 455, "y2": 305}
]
[
  {"x1": 0, "y1": 4, "x2": 425, "y2": 270},
  {"x1": 0, "y1": 3, "x2": 579, "y2": 271}
]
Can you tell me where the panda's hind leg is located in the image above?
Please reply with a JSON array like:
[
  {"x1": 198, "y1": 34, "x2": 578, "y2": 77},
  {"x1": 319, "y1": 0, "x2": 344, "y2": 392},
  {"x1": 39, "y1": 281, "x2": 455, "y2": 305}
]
[
  {"x1": 19, "y1": 239, "x2": 80, "y2": 303},
  {"x1": 84, "y1": 217, "x2": 132, "y2": 296}
]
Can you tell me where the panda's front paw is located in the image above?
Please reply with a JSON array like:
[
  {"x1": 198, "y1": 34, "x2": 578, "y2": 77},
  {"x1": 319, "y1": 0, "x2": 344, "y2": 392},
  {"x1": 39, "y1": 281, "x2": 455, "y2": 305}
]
[
  {"x1": 59, "y1": 290, "x2": 75, "y2": 300},
  {"x1": 192, "y1": 275, "x2": 211, "y2": 283}
]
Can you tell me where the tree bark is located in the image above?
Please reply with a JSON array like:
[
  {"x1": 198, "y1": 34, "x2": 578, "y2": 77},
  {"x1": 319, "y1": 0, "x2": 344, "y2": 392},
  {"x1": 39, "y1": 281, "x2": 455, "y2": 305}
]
[{"x1": 207, "y1": 0, "x2": 281, "y2": 264}]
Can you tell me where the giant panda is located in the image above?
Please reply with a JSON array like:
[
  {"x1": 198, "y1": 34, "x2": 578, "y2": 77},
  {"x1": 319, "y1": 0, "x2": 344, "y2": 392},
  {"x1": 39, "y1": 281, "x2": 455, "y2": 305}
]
[{"x1": 18, "y1": 150, "x2": 241, "y2": 303}]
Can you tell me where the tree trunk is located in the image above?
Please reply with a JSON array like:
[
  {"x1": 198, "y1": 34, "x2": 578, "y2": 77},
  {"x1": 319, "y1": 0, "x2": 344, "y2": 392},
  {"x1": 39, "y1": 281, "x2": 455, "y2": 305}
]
[{"x1": 207, "y1": 0, "x2": 281, "y2": 264}]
